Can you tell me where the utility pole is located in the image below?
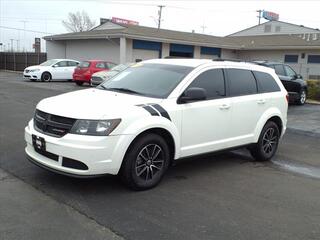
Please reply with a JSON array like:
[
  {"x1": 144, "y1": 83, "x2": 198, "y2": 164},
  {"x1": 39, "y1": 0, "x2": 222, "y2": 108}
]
[
  {"x1": 157, "y1": 5, "x2": 165, "y2": 29},
  {"x1": 10, "y1": 39, "x2": 14, "y2": 51},
  {"x1": 20, "y1": 20, "x2": 28, "y2": 52},
  {"x1": 256, "y1": 10, "x2": 263, "y2": 25},
  {"x1": 200, "y1": 23, "x2": 207, "y2": 34}
]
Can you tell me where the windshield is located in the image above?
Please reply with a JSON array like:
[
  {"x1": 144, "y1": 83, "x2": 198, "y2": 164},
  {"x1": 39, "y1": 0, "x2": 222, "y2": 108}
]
[
  {"x1": 100, "y1": 63, "x2": 193, "y2": 98},
  {"x1": 40, "y1": 59, "x2": 58, "y2": 66}
]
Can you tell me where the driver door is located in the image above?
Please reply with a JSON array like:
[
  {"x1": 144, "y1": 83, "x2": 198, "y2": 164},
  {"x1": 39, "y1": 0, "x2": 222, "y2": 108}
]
[
  {"x1": 179, "y1": 68, "x2": 232, "y2": 158},
  {"x1": 51, "y1": 61, "x2": 69, "y2": 80}
]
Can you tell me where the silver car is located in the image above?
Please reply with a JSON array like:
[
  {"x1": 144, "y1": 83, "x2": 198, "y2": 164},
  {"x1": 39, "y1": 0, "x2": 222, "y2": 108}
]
[{"x1": 90, "y1": 63, "x2": 133, "y2": 86}]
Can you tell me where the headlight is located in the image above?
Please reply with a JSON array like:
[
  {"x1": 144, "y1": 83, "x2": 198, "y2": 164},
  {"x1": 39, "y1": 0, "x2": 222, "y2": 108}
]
[
  {"x1": 30, "y1": 69, "x2": 40, "y2": 72},
  {"x1": 70, "y1": 119, "x2": 121, "y2": 136}
]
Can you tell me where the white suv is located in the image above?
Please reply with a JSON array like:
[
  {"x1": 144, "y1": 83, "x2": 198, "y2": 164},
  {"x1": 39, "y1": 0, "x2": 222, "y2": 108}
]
[{"x1": 25, "y1": 59, "x2": 288, "y2": 190}]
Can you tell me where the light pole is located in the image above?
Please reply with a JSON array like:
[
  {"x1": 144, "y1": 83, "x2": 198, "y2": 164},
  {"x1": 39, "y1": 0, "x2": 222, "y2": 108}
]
[{"x1": 20, "y1": 20, "x2": 28, "y2": 52}]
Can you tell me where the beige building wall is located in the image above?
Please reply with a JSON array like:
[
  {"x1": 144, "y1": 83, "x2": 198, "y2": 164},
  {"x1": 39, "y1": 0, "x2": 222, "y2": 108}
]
[
  {"x1": 46, "y1": 41, "x2": 66, "y2": 59},
  {"x1": 65, "y1": 39, "x2": 120, "y2": 63}
]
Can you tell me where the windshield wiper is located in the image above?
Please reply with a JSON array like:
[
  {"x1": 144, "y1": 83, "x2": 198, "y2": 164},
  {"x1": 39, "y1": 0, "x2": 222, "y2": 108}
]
[
  {"x1": 106, "y1": 87, "x2": 143, "y2": 95},
  {"x1": 97, "y1": 84, "x2": 107, "y2": 90}
]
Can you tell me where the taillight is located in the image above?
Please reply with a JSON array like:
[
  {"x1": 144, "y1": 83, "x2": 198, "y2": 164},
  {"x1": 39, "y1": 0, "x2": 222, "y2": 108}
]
[{"x1": 286, "y1": 94, "x2": 289, "y2": 103}]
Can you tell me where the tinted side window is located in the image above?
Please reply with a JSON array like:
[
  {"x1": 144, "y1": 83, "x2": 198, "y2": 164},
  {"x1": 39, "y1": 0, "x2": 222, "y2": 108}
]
[
  {"x1": 253, "y1": 71, "x2": 280, "y2": 93},
  {"x1": 227, "y1": 69, "x2": 257, "y2": 96},
  {"x1": 96, "y1": 62, "x2": 106, "y2": 69},
  {"x1": 68, "y1": 61, "x2": 78, "y2": 66},
  {"x1": 187, "y1": 69, "x2": 225, "y2": 99},
  {"x1": 57, "y1": 61, "x2": 68, "y2": 67},
  {"x1": 284, "y1": 65, "x2": 296, "y2": 78},
  {"x1": 274, "y1": 65, "x2": 285, "y2": 76}
]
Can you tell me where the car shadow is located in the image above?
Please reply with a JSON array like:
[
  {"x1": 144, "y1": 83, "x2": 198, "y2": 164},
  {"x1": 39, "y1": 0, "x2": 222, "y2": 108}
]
[{"x1": 27, "y1": 149, "x2": 255, "y2": 195}]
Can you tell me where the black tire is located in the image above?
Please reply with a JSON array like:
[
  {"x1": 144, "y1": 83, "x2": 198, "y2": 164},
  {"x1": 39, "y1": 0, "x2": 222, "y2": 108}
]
[
  {"x1": 296, "y1": 89, "x2": 307, "y2": 105},
  {"x1": 75, "y1": 81, "x2": 84, "y2": 86},
  {"x1": 41, "y1": 72, "x2": 51, "y2": 82},
  {"x1": 120, "y1": 133, "x2": 170, "y2": 190},
  {"x1": 249, "y1": 121, "x2": 280, "y2": 162}
]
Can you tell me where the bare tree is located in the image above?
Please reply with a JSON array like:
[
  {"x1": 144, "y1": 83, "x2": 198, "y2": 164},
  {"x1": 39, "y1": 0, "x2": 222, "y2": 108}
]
[{"x1": 62, "y1": 11, "x2": 96, "y2": 32}]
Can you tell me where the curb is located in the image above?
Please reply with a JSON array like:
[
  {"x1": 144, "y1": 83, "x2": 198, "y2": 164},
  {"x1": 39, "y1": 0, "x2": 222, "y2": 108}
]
[
  {"x1": 0, "y1": 70, "x2": 23, "y2": 73},
  {"x1": 306, "y1": 101, "x2": 320, "y2": 105},
  {"x1": 286, "y1": 127, "x2": 320, "y2": 138}
]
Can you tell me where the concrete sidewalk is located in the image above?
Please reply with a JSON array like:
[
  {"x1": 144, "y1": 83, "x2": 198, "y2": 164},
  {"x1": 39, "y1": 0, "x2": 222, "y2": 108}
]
[{"x1": 0, "y1": 169, "x2": 123, "y2": 240}]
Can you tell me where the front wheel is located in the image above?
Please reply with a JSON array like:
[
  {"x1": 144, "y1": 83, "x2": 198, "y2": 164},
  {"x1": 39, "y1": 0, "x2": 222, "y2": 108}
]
[
  {"x1": 41, "y1": 72, "x2": 51, "y2": 82},
  {"x1": 120, "y1": 133, "x2": 170, "y2": 190},
  {"x1": 249, "y1": 121, "x2": 280, "y2": 162},
  {"x1": 296, "y1": 89, "x2": 307, "y2": 105}
]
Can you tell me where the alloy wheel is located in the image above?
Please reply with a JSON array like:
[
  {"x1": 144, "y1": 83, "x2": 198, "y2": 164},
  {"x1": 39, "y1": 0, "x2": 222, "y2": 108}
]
[
  {"x1": 135, "y1": 144, "x2": 164, "y2": 181},
  {"x1": 262, "y1": 127, "x2": 278, "y2": 154}
]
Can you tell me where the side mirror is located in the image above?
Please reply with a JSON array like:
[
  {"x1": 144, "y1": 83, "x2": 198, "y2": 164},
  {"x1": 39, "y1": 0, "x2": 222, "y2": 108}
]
[
  {"x1": 296, "y1": 74, "x2": 302, "y2": 79},
  {"x1": 52, "y1": 64, "x2": 58, "y2": 68},
  {"x1": 178, "y1": 87, "x2": 207, "y2": 104}
]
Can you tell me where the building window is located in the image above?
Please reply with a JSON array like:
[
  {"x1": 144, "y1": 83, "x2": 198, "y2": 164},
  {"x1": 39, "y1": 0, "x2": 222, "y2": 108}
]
[
  {"x1": 200, "y1": 47, "x2": 221, "y2": 57},
  {"x1": 275, "y1": 26, "x2": 281, "y2": 32},
  {"x1": 264, "y1": 25, "x2": 271, "y2": 33},
  {"x1": 284, "y1": 55, "x2": 298, "y2": 63},
  {"x1": 308, "y1": 55, "x2": 320, "y2": 63}
]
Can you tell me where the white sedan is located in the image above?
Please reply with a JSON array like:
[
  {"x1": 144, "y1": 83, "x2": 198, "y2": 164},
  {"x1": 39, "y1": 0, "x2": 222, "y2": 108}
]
[{"x1": 23, "y1": 59, "x2": 79, "y2": 82}]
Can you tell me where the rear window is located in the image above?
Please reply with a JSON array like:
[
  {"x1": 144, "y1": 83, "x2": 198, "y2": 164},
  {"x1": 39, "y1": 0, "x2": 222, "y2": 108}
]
[
  {"x1": 96, "y1": 62, "x2": 107, "y2": 69},
  {"x1": 79, "y1": 61, "x2": 90, "y2": 68},
  {"x1": 226, "y1": 69, "x2": 257, "y2": 96},
  {"x1": 253, "y1": 71, "x2": 280, "y2": 93}
]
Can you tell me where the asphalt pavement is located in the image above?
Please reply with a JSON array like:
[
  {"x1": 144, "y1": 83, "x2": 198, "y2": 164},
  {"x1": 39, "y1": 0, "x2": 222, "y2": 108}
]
[{"x1": 1, "y1": 71, "x2": 320, "y2": 240}]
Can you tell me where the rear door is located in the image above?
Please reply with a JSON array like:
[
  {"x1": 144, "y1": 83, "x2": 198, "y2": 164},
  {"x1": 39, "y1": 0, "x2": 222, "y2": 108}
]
[
  {"x1": 66, "y1": 61, "x2": 79, "y2": 79},
  {"x1": 283, "y1": 65, "x2": 301, "y2": 94},
  {"x1": 274, "y1": 64, "x2": 292, "y2": 91},
  {"x1": 225, "y1": 68, "x2": 266, "y2": 146},
  {"x1": 179, "y1": 68, "x2": 232, "y2": 157}
]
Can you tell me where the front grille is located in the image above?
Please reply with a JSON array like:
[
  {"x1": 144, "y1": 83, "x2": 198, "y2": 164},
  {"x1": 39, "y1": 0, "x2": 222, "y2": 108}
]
[
  {"x1": 34, "y1": 147, "x2": 59, "y2": 161},
  {"x1": 34, "y1": 109, "x2": 76, "y2": 137}
]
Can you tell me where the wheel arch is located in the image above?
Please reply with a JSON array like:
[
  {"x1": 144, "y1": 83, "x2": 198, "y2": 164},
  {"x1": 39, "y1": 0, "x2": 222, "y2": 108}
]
[{"x1": 254, "y1": 108, "x2": 285, "y2": 142}]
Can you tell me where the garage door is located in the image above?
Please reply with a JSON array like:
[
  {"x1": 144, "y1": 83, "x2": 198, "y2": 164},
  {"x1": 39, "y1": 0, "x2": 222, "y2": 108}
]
[{"x1": 132, "y1": 49, "x2": 160, "y2": 62}]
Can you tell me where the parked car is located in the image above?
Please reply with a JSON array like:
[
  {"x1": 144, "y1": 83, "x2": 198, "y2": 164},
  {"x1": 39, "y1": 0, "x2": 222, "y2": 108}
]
[
  {"x1": 255, "y1": 61, "x2": 308, "y2": 105},
  {"x1": 23, "y1": 59, "x2": 79, "y2": 82},
  {"x1": 73, "y1": 60, "x2": 116, "y2": 86},
  {"x1": 25, "y1": 59, "x2": 288, "y2": 190},
  {"x1": 90, "y1": 63, "x2": 134, "y2": 86}
]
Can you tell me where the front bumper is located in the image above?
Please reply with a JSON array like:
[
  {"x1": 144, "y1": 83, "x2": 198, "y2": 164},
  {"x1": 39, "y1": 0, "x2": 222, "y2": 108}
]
[
  {"x1": 23, "y1": 72, "x2": 41, "y2": 81},
  {"x1": 25, "y1": 119, "x2": 133, "y2": 176}
]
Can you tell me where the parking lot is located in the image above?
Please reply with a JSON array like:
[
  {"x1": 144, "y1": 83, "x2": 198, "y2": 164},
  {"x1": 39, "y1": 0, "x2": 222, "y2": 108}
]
[{"x1": 1, "y1": 71, "x2": 320, "y2": 240}]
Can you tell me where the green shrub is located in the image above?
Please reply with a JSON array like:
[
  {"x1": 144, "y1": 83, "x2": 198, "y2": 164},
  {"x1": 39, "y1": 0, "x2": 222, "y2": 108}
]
[{"x1": 307, "y1": 80, "x2": 320, "y2": 101}]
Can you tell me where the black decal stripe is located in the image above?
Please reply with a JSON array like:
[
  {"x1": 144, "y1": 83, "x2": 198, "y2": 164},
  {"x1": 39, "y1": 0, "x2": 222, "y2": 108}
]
[
  {"x1": 151, "y1": 104, "x2": 171, "y2": 121},
  {"x1": 143, "y1": 105, "x2": 159, "y2": 116}
]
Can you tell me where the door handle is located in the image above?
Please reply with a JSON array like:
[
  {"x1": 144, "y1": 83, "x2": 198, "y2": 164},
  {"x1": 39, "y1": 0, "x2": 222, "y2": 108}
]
[
  {"x1": 257, "y1": 99, "x2": 266, "y2": 104},
  {"x1": 219, "y1": 104, "x2": 231, "y2": 110}
]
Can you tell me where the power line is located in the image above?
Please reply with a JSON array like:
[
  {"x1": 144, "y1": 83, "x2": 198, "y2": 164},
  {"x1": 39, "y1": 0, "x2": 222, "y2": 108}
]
[{"x1": 0, "y1": 25, "x2": 56, "y2": 34}]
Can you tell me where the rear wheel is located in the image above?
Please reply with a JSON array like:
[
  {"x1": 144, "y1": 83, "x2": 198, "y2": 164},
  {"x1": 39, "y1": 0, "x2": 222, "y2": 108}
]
[
  {"x1": 120, "y1": 133, "x2": 170, "y2": 190},
  {"x1": 41, "y1": 72, "x2": 51, "y2": 82},
  {"x1": 75, "y1": 81, "x2": 84, "y2": 86},
  {"x1": 249, "y1": 121, "x2": 280, "y2": 161},
  {"x1": 296, "y1": 89, "x2": 306, "y2": 105}
]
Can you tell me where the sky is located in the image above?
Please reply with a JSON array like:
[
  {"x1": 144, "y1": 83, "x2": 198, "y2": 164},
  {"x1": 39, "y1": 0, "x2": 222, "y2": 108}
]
[{"x1": 1, "y1": 0, "x2": 320, "y2": 52}]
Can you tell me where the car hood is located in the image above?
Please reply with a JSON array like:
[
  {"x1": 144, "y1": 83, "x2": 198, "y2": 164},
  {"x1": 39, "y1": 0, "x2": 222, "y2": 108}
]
[
  {"x1": 36, "y1": 88, "x2": 162, "y2": 119},
  {"x1": 25, "y1": 65, "x2": 46, "y2": 71}
]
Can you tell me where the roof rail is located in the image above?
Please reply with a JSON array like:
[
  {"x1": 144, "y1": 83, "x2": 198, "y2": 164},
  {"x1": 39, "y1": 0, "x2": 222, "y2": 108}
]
[{"x1": 213, "y1": 58, "x2": 259, "y2": 65}]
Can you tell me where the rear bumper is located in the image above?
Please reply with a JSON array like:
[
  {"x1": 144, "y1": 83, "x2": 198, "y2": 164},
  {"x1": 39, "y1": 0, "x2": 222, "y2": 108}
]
[{"x1": 73, "y1": 73, "x2": 91, "y2": 82}]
